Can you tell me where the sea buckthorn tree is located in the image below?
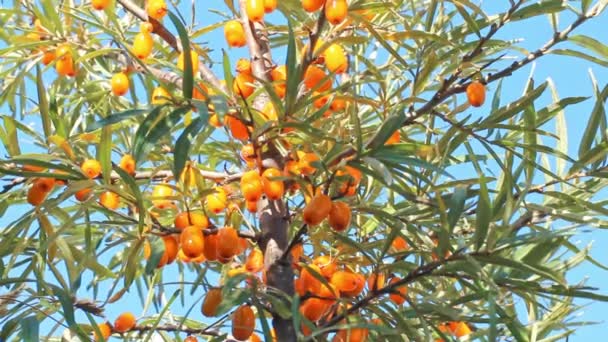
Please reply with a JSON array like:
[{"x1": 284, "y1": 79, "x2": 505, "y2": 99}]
[{"x1": 1, "y1": 0, "x2": 608, "y2": 341}]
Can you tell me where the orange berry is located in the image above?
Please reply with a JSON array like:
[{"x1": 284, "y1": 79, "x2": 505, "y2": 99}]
[
  {"x1": 132, "y1": 29, "x2": 153, "y2": 60},
  {"x1": 449, "y1": 321, "x2": 472, "y2": 337},
  {"x1": 163, "y1": 235, "x2": 179, "y2": 264},
  {"x1": 152, "y1": 183, "x2": 174, "y2": 209},
  {"x1": 41, "y1": 50, "x2": 55, "y2": 65},
  {"x1": 206, "y1": 187, "x2": 228, "y2": 214},
  {"x1": 246, "y1": 0, "x2": 265, "y2": 22},
  {"x1": 33, "y1": 177, "x2": 55, "y2": 193},
  {"x1": 324, "y1": 44, "x2": 348, "y2": 74},
  {"x1": 225, "y1": 115, "x2": 250, "y2": 140},
  {"x1": 233, "y1": 72, "x2": 255, "y2": 98},
  {"x1": 236, "y1": 58, "x2": 252, "y2": 75},
  {"x1": 325, "y1": 0, "x2": 348, "y2": 25},
  {"x1": 55, "y1": 44, "x2": 75, "y2": 77},
  {"x1": 313, "y1": 255, "x2": 338, "y2": 278},
  {"x1": 328, "y1": 201, "x2": 351, "y2": 232},
  {"x1": 81, "y1": 159, "x2": 101, "y2": 179},
  {"x1": 466, "y1": 81, "x2": 486, "y2": 107},
  {"x1": 386, "y1": 130, "x2": 400, "y2": 145},
  {"x1": 175, "y1": 211, "x2": 209, "y2": 230},
  {"x1": 246, "y1": 199, "x2": 258, "y2": 213},
  {"x1": 91, "y1": 0, "x2": 110, "y2": 10},
  {"x1": 300, "y1": 298, "x2": 330, "y2": 322},
  {"x1": 241, "y1": 144, "x2": 256, "y2": 164},
  {"x1": 99, "y1": 191, "x2": 120, "y2": 210},
  {"x1": 262, "y1": 168, "x2": 284, "y2": 200},
  {"x1": 224, "y1": 20, "x2": 246, "y2": 48},
  {"x1": 366, "y1": 272, "x2": 386, "y2": 291},
  {"x1": 302, "y1": 0, "x2": 324, "y2": 12},
  {"x1": 313, "y1": 92, "x2": 331, "y2": 109},
  {"x1": 217, "y1": 226, "x2": 240, "y2": 259},
  {"x1": 93, "y1": 322, "x2": 112, "y2": 341},
  {"x1": 203, "y1": 233, "x2": 219, "y2": 261},
  {"x1": 232, "y1": 305, "x2": 256, "y2": 341},
  {"x1": 75, "y1": 188, "x2": 92, "y2": 202},
  {"x1": 209, "y1": 113, "x2": 223, "y2": 128},
  {"x1": 304, "y1": 65, "x2": 332, "y2": 92},
  {"x1": 113, "y1": 312, "x2": 136, "y2": 333},
  {"x1": 330, "y1": 97, "x2": 347, "y2": 112},
  {"x1": 151, "y1": 86, "x2": 171, "y2": 105},
  {"x1": 300, "y1": 264, "x2": 323, "y2": 294},
  {"x1": 201, "y1": 288, "x2": 223, "y2": 317},
  {"x1": 147, "y1": 0, "x2": 167, "y2": 21},
  {"x1": 291, "y1": 243, "x2": 304, "y2": 268},
  {"x1": 263, "y1": 0, "x2": 277, "y2": 13},
  {"x1": 184, "y1": 336, "x2": 198, "y2": 342},
  {"x1": 180, "y1": 226, "x2": 205, "y2": 259},
  {"x1": 330, "y1": 271, "x2": 365, "y2": 297},
  {"x1": 245, "y1": 248, "x2": 264, "y2": 273},
  {"x1": 193, "y1": 82, "x2": 209, "y2": 101},
  {"x1": 27, "y1": 186, "x2": 47, "y2": 206},
  {"x1": 298, "y1": 151, "x2": 319, "y2": 175},
  {"x1": 388, "y1": 277, "x2": 407, "y2": 305},
  {"x1": 390, "y1": 236, "x2": 409, "y2": 253},
  {"x1": 333, "y1": 327, "x2": 369, "y2": 342},
  {"x1": 302, "y1": 193, "x2": 332, "y2": 226},
  {"x1": 178, "y1": 50, "x2": 199, "y2": 75},
  {"x1": 249, "y1": 333, "x2": 262, "y2": 342},
  {"x1": 111, "y1": 72, "x2": 129, "y2": 97},
  {"x1": 241, "y1": 170, "x2": 263, "y2": 202},
  {"x1": 270, "y1": 65, "x2": 287, "y2": 98},
  {"x1": 119, "y1": 154, "x2": 136, "y2": 175}
]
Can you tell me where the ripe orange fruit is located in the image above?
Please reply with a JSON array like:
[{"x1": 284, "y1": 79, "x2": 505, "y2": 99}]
[
  {"x1": 262, "y1": 168, "x2": 284, "y2": 200},
  {"x1": 300, "y1": 297, "x2": 330, "y2": 322},
  {"x1": 151, "y1": 183, "x2": 174, "y2": 209},
  {"x1": 217, "y1": 226, "x2": 240, "y2": 259},
  {"x1": 302, "y1": 193, "x2": 332, "y2": 226},
  {"x1": 236, "y1": 58, "x2": 252, "y2": 75},
  {"x1": 119, "y1": 154, "x2": 136, "y2": 175},
  {"x1": 180, "y1": 226, "x2": 205, "y2": 259},
  {"x1": 41, "y1": 50, "x2": 55, "y2": 65},
  {"x1": 225, "y1": 115, "x2": 250, "y2": 140},
  {"x1": 241, "y1": 143, "x2": 256, "y2": 164},
  {"x1": 206, "y1": 187, "x2": 228, "y2": 214},
  {"x1": 151, "y1": 86, "x2": 171, "y2": 105},
  {"x1": 291, "y1": 243, "x2": 304, "y2": 268},
  {"x1": 337, "y1": 165, "x2": 362, "y2": 196},
  {"x1": 449, "y1": 321, "x2": 472, "y2": 337},
  {"x1": 55, "y1": 44, "x2": 75, "y2": 77},
  {"x1": 241, "y1": 170, "x2": 263, "y2": 202},
  {"x1": 175, "y1": 211, "x2": 209, "y2": 230},
  {"x1": 246, "y1": 0, "x2": 265, "y2": 22},
  {"x1": 300, "y1": 264, "x2": 323, "y2": 294},
  {"x1": 224, "y1": 20, "x2": 246, "y2": 48},
  {"x1": 366, "y1": 272, "x2": 385, "y2": 291},
  {"x1": 178, "y1": 50, "x2": 199, "y2": 75},
  {"x1": 233, "y1": 72, "x2": 255, "y2": 98},
  {"x1": 297, "y1": 151, "x2": 319, "y2": 175},
  {"x1": 75, "y1": 188, "x2": 92, "y2": 202},
  {"x1": 313, "y1": 255, "x2": 337, "y2": 278},
  {"x1": 81, "y1": 159, "x2": 102, "y2": 179},
  {"x1": 304, "y1": 65, "x2": 332, "y2": 92},
  {"x1": 111, "y1": 72, "x2": 130, "y2": 97},
  {"x1": 27, "y1": 186, "x2": 47, "y2": 206},
  {"x1": 325, "y1": 0, "x2": 348, "y2": 25},
  {"x1": 147, "y1": 0, "x2": 167, "y2": 20},
  {"x1": 99, "y1": 191, "x2": 120, "y2": 210},
  {"x1": 324, "y1": 44, "x2": 348, "y2": 74},
  {"x1": 302, "y1": 0, "x2": 324, "y2": 12},
  {"x1": 91, "y1": 0, "x2": 109, "y2": 10},
  {"x1": 249, "y1": 333, "x2": 262, "y2": 342},
  {"x1": 203, "y1": 233, "x2": 219, "y2": 261},
  {"x1": 33, "y1": 177, "x2": 55, "y2": 193},
  {"x1": 330, "y1": 270, "x2": 365, "y2": 297},
  {"x1": 264, "y1": 0, "x2": 277, "y2": 13},
  {"x1": 386, "y1": 130, "x2": 400, "y2": 145},
  {"x1": 313, "y1": 92, "x2": 331, "y2": 109},
  {"x1": 466, "y1": 80, "x2": 486, "y2": 107},
  {"x1": 390, "y1": 236, "x2": 409, "y2": 253},
  {"x1": 333, "y1": 327, "x2": 369, "y2": 342},
  {"x1": 270, "y1": 65, "x2": 287, "y2": 98},
  {"x1": 232, "y1": 305, "x2": 255, "y2": 341},
  {"x1": 201, "y1": 288, "x2": 222, "y2": 317},
  {"x1": 132, "y1": 31, "x2": 153, "y2": 60},
  {"x1": 113, "y1": 312, "x2": 136, "y2": 333},
  {"x1": 209, "y1": 113, "x2": 223, "y2": 128},
  {"x1": 330, "y1": 97, "x2": 346, "y2": 112},
  {"x1": 184, "y1": 336, "x2": 198, "y2": 342},
  {"x1": 245, "y1": 248, "x2": 264, "y2": 272},
  {"x1": 162, "y1": 235, "x2": 179, "y2": 264},
  {"x1": 93, "y1": 322, "x2": 112, "y2": 341},
  {"x1": 388, "y1": 277, "x2": 407, "y2": 305},
  {"x1": 328, "y1": 201, "x2": 351, "y2": 232}
]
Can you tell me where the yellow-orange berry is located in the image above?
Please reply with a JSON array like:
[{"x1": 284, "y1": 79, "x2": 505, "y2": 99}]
[
  {"x1": 324, "y1": 43, "x2": 348, "y2": 74},
  {"x1": 201, "y1": 288, "x2": 222, "y2": 317},
  {"x1": 302, "y1": 193, "x2": 332, "y2": 226},
  {"x1": 81, "y1": 159, "x2": 102, "y2": 179},
  {"x1": 206, "y1": 187, "x2": 228, "y2": 214},
  {"x1": 132, "y1": 29, "x2": 153, "y2": 60},
  {"x1": 111, "y1": 72, "x2": 129, "y2": 97},
  {"x1": 246, "y1": 0, "x2": 265, "y2": 22},
  {"x1": 99, "y1": 191, "x2": 120, "y2": 210},
  {"x1": 119, "y1": 154, "x2": 136, "y2": 175},
  {"x1": 466, "y1": 81, "x2": 486, "y2": 107},
  {"x1": 232, "y1": 305, "x2": 255, "y2": 341},
  {"x1": 325, "y1": 0, "x2": 348, "y2": 25},
  {"x1": 152, "y1": 86, "x2": 171, "y2": 105},
  {"x1": 262, "y1": 168, "x2": 284, "y2": 200},
  {"x1": 147, "y1": 0, "x2": 167, "y2": 21},
  {"x1": 27, "y1": 186, "x2": 47, "y2": 206},
  {"x1": 224, "y1": 20, "x2": 246, "y2": 48},
  {"x1": 302, "y1": 0, "x2": 324, "y2": 12},
  {"x1": 328, "y1": 201, "x2": 351, "y2": 232},
  {"x1": 91, "y1": 0, "x2": 110, "y2": 11},
  {"x1": 113, "y1": 312, "x2": 136, "y2": 333},
  {"x1": 264, "y1": 0, "x2": 277, "y2": 13},
  {"x1": 93, "y1": 322, "x2": 112, "y2": 341}
]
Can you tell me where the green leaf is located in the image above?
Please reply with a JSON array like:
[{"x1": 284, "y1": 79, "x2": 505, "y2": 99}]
[
  {"x1": 36, "y1": 65, "x2": 52, "y2": 139},
  {"x1": 285, "y1": 19, "x2": 301, "y2": 114},
  {"x1": 578, "y1": 82, "x2": 608, "y2": 158},
  {"x1": 569, "y1": 35, "x2": 608, "y2": 60},
  {"x1": 447, "y1": 186, "x2": 467, "y2": 232},
  {"x1": 88, "y1": 109, "x2": 148, "y2": 131},
  {"x1": 366, "y1": 112, "x2": 405, "y2": 150},
  {"x1": 1, "y1": 116, "x2": 20, "y2": 156},
  {"x1": 482, "y1": 82, "x2": 547, "y2": 126},
  {"x1": 20, "y1": 316, "x2": 38, "y2": 342},
  {"x1": 98, "y1": 126, "x2": 112, "y2": 184},
  {"x1": 168, "y1": 12, "x2": 193, "y2": 100},
  {"x1": 145, "y1": 237, "x2": 165, "y2": 275},
  {"x1": 511, "y1": 0, "x2": 565, "y2": 21},
  {"x1": 475, "y1": 176, "x2": 492, "y2": 250},
  {"x1": 174, "y1": 115, "x2": 206, "y2": 181},
  {"x1": 222, "y1": 49, "x2": 234, "y2": 97}
]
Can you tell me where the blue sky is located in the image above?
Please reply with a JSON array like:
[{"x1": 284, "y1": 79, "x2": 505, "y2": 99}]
[{"x1": 1, "y1": 1, "x2": 608, "y2": 340}]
